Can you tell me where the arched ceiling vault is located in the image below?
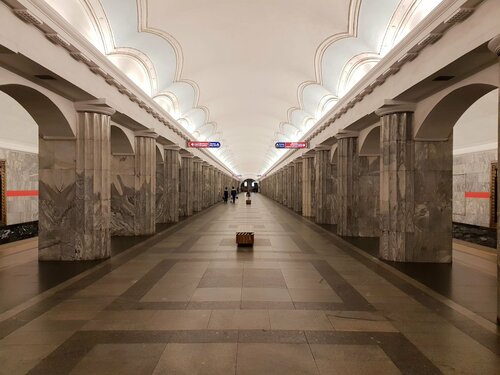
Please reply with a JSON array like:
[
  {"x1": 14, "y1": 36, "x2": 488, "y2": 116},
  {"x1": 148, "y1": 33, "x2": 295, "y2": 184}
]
[{"x1": 44, "y1": 0, "x2": 442, "y2": 176}]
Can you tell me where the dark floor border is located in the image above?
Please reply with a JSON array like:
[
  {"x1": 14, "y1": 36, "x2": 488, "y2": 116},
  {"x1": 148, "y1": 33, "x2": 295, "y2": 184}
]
[
  {"x1": 0, "y1": 203, "x2": 223, "y2": 340},
  {"x1": 263, "y1": 196, "x2": 500, "y2": 355},
  {"x1": 28, "y1": 329, "x2": 441, "y2": 375},
  {"x1": 0, "y1": 221, "x2": 37, "y2": 245}
]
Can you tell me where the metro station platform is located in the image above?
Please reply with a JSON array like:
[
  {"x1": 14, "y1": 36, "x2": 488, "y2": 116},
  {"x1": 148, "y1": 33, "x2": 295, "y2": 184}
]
[{"x1": 0, "y1": 195, "x2": 498, "y2": 374}]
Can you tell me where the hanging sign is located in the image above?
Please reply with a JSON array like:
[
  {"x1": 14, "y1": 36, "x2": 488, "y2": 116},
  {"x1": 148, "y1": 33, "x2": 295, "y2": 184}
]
[
  {"x1": 188, "y1": 141, "x2": 221, "y2": 148},
  {"x1": 275, "y1": 142, "x2": 308, "y2": 149}
]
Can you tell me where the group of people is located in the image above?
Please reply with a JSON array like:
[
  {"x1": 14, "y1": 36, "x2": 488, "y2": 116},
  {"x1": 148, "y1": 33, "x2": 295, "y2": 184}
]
[{"x1": 223, "y1": 186, "x2": 238, "y2": 204}]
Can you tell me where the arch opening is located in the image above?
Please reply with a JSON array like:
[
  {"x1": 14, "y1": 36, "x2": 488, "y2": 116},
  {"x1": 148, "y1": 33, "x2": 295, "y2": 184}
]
[
  {"x1": 416, "y1": 83, "x2": 498, "y2": 140},
  {"x1": 0, "y1": 84, "x2": 77, "y2": 260},
  {"x1": 111, "y1": 125, "x2": 135, "y2": 154}
]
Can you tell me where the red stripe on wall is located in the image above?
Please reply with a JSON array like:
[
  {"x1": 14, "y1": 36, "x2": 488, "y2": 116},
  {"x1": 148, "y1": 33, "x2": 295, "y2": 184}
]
[
  {"x1": 464, "y1": 192, "x2": 490, "y2": 199},
  {"x1": 6, "y1": 190, "x2": 39, "y2": 197}
]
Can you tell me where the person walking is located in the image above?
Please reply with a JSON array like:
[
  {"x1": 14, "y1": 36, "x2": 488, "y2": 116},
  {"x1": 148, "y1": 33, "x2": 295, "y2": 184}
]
[
  {"x1": 230, "y1": 186, "x2": 237, "y2": 204},
  {"x1": 223, "y1": 187, "x2": 229, "y2": 203}
]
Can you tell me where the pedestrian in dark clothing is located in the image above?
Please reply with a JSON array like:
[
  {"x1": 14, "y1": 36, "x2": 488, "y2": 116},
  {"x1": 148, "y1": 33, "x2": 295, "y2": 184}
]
[
  {"x1": 231, "y1": 186, "x2": 237, "y2": 204},
  {"x1": 223, "y1": 187, "x2": 229, "y2": 203}
]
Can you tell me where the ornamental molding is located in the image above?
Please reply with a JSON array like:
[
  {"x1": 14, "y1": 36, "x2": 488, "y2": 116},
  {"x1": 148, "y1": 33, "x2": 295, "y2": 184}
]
[{"x1": 265, "y1": 0, "x2": 487, "y2": 176}]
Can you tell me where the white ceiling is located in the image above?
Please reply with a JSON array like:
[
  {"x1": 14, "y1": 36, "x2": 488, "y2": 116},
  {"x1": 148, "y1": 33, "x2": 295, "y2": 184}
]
[{"x1": 43, "y1": 0, "x2": 442, "y2": 178}]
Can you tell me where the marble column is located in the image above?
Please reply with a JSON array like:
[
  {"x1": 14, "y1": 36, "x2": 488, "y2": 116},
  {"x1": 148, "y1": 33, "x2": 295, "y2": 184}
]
[
  {"x1": 293, "y1": 159, "x2": 303, "y2": 213},
  {"x1": 358, "y1": 154, "x2": 380, "y2": 236},
  {"x1": 336, "y1": 132, "x2": 360, "y2": 236},
  {"x1": 302, "y1": 154, "x2": 315, "y2": 217},
  {"x1": 288, "y1": 164, "x2": 295, "y2": 209},
  {"x1": 39, "y1": 101, "x2": 114, "y2": 261},
  {"x1": 376, "y1": 102, "x2": 451, "y2": 263},
  {"x1": 133, "y1": 130, "x2": 158, "y2": 235},
  {"x1": 75, "y1": 107, "x2": 113, "y2": 259},
  {"x1": 156, "y1": 148, "x2": 168, "y2": 223},
  {"x1": 488, "y1": 35, "x2": 500, "y2": 325},
  {"x1": 315, "y1": 146, "x2": 335, "y2": 224},
  {"x1": 278, "y1": 169, "x2": 284, "y2": 205},
  {"x1": 180, "y1": 154, "x2": 194, "y2": 217},
  {"x1": 210, "y1": 167, "x2": 216, "y2": 206},
  {"x1": 202, "y1": 163, "x2": 210, "y2": 208},
  {"x1": 74, "y1": 104, "x2": 113, "y2": 260},
  {"x1": 164, "y1": 145, "x2": 180, "y2": 223},
  {"x1": 283, "y1": 169, "x2": 287, "y2": 206},
  {"x1": 193, "y1": 158, "x2": 203, "y2": 212},
  {"x1": 216, "y1": 170, "x2": 222, "y2": 203}
]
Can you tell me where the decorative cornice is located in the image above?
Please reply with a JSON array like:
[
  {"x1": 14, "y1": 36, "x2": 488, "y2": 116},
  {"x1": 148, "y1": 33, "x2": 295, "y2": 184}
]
[{"x1": 264, "y1": 0, "x2": 486, "y2": 177}]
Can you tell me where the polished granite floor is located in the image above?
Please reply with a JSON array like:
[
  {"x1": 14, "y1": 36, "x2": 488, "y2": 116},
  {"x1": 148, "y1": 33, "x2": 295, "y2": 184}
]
[{"x1": 0, "y1": 195, "x2": 499, "y2": 374}]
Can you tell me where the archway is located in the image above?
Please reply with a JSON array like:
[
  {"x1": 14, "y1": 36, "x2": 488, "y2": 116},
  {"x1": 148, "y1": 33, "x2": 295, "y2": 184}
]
[
  {"x1": 406, "y1": 83, "x2": 499, "y2": 325},
  {"x1": 110, "y1": 125, "x2": 136, "y2": 236},
  {"x1": 416, "y1": 84, "x2": 498, "y2": 253},
  {"x1": 241, "y1": 178, "x2": 258, "y2": 193},
  {"x1": 0, "y1": 84, "x2": 76, "y2": 260}
]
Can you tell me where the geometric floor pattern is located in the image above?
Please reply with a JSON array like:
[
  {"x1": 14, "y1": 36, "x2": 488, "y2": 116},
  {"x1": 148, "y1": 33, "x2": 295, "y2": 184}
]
[{"x1": 0, "y1": 195, "x2": 499, "y2": 374}]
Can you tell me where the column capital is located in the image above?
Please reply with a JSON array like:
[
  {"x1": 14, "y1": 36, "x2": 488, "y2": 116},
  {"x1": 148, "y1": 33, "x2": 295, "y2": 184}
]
[
  {"x1": 135, "y1": 129, "x2": 159, "y2": 139},
  {"x1": 488, "y1": 35, "x2": 500, "y2": 55},
  {"x1": 314, "y1": 145, "x2": 331, "y2": 152},
  {"x1": 164, "y1": 144, "x2": 181, "y2": 151},
  {"x1": 335, "y1": 130, "x2": 359, "y2": 140},
  {"x1": 193, "y1": 157, "x2": 204, "y2": 163},
  {"x1": 75, "y1": 99, "x2": 115, "y2": 116},
  {"x1": 301, "y1": 153, "x2": 315, "y2": 159},
  {"x1": 375, "y1": 100, "x2": 416, "y2": 117}
]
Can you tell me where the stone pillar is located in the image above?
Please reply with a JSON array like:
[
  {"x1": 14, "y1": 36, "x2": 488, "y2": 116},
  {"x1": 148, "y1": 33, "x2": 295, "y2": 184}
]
[
  {"x1": 376, "y1": 102, "x2": 451, "y2": 263},
  {"x1": 164, "y1": 145, "x2": 180, "y2": 223},
  {"x1": 202, "y1": 163, "x2": 209, "y2": 208},
  {"x1": 216, "y1": 170, "x2": 222, "y2": 203},
  {"x1": 179, "y1": 154, "x2": 194, "y2": 217},
  {"x1": 156, "y1": 148, "x2": 167, "y2": 223},
  {"x1": 74, "y1": 103, "x2": 113, "y2": 259},
  {"x1": 278, "y1": 169, "x2": 284, "y2": 205},
  {"x1": 74, "y1": 104, "x2": 113, "y2": 259},
  {"x1": 283, "y1": 166, "x2": 289, "y2": 207},
  {"x1": 134, "y1": 130, "x2": 158, "y2": 235},
  {"x1": 39, "y1": 101, "x2": 114, "y2": 261},
  {"x1": 488, "y1": 35, "x2": 500, "y2": 325},
  {"x1": 288, "y1": 164, "x2": 295, "y2": 209},
  {"x1": 315, "y1": 146, "x2": 335, "y2": 224},
  {"x1": 293, "y1": 159, "x2": 303, "y2": 213},
  {"x1": 193, "y1": 158, "x2": 203, "y2": 212},
  {"x1": 302, "y1": 155, "x2": 315, "y2": 217},
  {"x1": 210, "y1": 167, "x2": 216, "y2": 205},
  {"x1": 337, "y1": 132, "x2": 359, "y2": 236},
  {"x1": 358, "y1": 154, "x2": 380, "y2": 236}
]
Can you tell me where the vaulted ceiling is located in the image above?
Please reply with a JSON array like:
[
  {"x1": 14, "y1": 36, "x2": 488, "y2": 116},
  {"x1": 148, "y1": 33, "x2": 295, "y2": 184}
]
[{"x1": 44, "y1": 0, "x2": 442, "y2": 178}]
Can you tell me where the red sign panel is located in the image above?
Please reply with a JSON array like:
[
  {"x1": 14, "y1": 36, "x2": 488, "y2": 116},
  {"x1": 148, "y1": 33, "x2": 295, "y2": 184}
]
[
  {"x1": 275, "y1": 142, "x2": 308, "y2": 149},
  {"x1": 187, "y1": 141, "x2": 221, "y2": 148},
  {"x1": 465, "y1": 192, "x2": 490, "y2": 199},
  {"x1": 6, "y1": 190, "x2": 39, "y2": 197}
]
